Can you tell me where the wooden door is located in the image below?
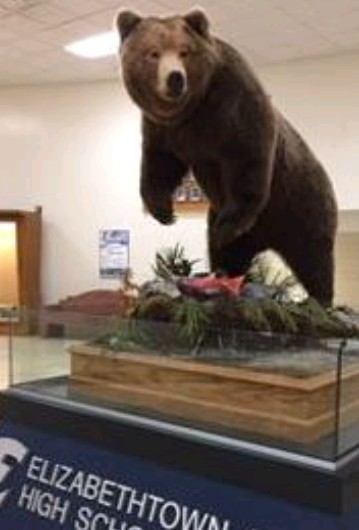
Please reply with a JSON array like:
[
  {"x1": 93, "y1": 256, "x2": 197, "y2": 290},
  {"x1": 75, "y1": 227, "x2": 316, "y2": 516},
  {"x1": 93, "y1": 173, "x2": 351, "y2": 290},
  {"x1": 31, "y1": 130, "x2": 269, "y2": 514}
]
[{"x1": 0, "y1": 207, "x2": 42, "y2": 334}]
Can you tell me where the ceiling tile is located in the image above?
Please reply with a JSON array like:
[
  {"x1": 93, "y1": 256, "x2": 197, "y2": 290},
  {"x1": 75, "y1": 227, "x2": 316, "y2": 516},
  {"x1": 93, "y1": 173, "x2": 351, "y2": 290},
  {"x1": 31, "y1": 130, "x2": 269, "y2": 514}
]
[
  {"x1": 331, "y1": 30, "x2": 359, "y2": 47},
  {"x1": 49, "y1": 0, "x2": 104, "y2": 17},
  {"x1": 95, "y1": 0, "x2": 170, "y2": 15},
  {"x1": 309, "y1": 11, "x2": 359, "y2": 35},
  {"x1": 23, "y1": 4, "x2": 76, "y2": 26},
  {"x1": 1, "y1": 12, "x2": 42, "y2": 34},
  {"x1": 92, "y1": 0, "x2": 129, "y2": 6},
  {"x1": 260, "y1": 41, "x2": 337, "y2": 63},
  {"x1": 0, "y1": 26, "x2": 17, "y2": 42},
  {"x1": 0, "y1": 0, "x2": 359, "y2": 86},
  {"x1": 13, "y1": 36, "x2": 56, "y2": 53},
  {"x1": 235, "y1": 27, "x2": 331, "y2": 51},
  {"x1": 276, "y1": 0, "x2": 359, "y2": 20},
  {"x1": 0, "y1": 0, "x2": 44, "y2": 11},
  {"x1": 37, "y1": 20, "x2": 100, "y2": 46},
  {"x1": 94, "y1": 0, "x2": 153, "y2": 7},
  {"x1": 82, "y1": 9, "x2": 116, "y2": 31}
]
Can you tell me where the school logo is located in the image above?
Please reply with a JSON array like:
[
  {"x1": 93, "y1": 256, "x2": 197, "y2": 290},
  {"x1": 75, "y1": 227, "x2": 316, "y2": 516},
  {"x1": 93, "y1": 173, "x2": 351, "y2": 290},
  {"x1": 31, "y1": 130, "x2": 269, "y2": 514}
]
[{"x1": 0, "y1": 437, "x2": 29, "y2": 508}]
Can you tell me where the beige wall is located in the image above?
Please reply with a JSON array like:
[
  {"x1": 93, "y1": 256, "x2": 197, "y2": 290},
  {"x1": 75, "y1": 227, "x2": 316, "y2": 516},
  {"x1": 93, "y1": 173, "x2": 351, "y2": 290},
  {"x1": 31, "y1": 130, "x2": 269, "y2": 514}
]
[
  {"x1": 260, "y1": 52, "x2": 359, "y2": 210},
  {"x1": 335, "y1": 211, "x2": 359, "y2": 308},
  {"x1": 335, "y1": 232, "x2": 359, "y2": 309},
  {"x1": 0, "y1": 222, "x2": 18, "y2": 306},
  {"x1": 0, "y1": 82, "x2": 207, "y2": 304}
]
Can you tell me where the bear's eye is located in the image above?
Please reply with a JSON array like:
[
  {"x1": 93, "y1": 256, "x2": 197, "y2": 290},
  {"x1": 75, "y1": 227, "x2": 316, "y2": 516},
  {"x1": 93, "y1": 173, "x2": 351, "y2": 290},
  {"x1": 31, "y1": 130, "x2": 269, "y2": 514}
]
[
  {"x1": 179, "y1": 48, "x2": 190, "y2": 59},
  {"x1": 148, "y1": 49, "x2": 160, "y2": 60}
]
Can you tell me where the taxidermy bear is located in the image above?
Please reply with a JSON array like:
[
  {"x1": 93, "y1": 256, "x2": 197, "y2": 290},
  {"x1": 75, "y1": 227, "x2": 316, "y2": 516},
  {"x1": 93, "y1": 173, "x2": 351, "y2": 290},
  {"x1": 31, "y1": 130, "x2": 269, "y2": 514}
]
[{"x1": 117, "y1": 9, "x2": 338, "y2": 306}]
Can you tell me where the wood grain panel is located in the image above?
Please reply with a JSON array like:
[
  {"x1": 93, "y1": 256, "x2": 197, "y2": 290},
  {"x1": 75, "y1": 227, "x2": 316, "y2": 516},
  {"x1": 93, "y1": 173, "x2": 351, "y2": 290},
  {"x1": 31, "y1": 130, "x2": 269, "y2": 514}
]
[{"x1": 69, "y1": 345, "x2": 359, "y2": 443}]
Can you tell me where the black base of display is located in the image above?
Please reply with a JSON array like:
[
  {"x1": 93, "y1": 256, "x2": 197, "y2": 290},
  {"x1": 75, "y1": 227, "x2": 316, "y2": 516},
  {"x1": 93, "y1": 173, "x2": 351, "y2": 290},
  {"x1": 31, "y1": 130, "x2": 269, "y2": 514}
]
[{"x1": 2, "y1": 383, "x2": 359, "y2": 518}]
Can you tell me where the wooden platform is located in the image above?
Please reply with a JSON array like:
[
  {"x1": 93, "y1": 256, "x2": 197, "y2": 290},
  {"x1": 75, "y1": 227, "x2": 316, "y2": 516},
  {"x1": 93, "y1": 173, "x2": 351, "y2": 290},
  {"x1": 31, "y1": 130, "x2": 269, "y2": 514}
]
[{"x1": 69, "y1": 344, "x2": 359, "y2": 444}]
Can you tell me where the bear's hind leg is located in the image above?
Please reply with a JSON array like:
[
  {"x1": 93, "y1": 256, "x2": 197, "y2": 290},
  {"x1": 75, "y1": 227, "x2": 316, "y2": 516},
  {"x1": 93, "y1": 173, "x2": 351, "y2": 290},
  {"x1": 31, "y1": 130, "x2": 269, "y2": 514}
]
[
  {"x1": 208, "y1": 209, "x2": 265, "y2": 276},
  {"x1": 278, "y1": 239, "x2": 335, "y2": 307}
]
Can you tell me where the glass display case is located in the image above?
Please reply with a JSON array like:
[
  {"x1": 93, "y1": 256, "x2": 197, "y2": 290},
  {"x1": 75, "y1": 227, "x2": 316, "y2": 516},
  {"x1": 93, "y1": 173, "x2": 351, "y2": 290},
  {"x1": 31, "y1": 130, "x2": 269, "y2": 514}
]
[{"x1": 4, "y1": 309, "x2": 359, "y2": 463}]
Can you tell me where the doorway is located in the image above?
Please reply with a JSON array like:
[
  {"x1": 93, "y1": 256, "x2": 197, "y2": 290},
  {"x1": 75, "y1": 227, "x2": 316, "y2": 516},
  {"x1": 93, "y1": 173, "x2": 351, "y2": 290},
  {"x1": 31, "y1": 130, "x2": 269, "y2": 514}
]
[{"x1": 0, "y1": 221, "x2": 19, "y2": 314}]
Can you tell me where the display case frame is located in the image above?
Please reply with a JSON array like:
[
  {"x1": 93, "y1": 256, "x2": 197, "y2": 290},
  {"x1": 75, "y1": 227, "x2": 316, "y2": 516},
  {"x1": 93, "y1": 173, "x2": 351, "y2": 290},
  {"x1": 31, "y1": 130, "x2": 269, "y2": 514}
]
[{"x1": 1, "y1": 312, "x2": 359, "y2": 528}]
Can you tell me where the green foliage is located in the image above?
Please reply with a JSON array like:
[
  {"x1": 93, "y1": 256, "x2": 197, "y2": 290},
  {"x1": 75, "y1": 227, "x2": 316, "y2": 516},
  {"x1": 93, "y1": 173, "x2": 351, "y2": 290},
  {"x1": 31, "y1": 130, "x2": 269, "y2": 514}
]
[
  {"x1": 91, "y1": 321, "x2": 149, "y2": 353},
  {"x1": 132, "y1": 293, "x2": 358, "y2": 342},
  {"x1": 285, "y1": 298, "x2": 358, "y2": 338},
  {"x1": 204, "y1": 296, "x2": 358, "y2": 338},
  {"x1": 174, "y1": 298, "x2": 210, "y2": 345},
  {"x1": 93, "y1": 294, "x2": 358, "y2": 356},
  {"x1": 235, "y1": 299, "x2": 272, "y2": 332},
  {"x1": 94, "y1": 244, "x2": 359, "y2": 353},
  {"x1": 208, "y1": 297, "x2": 242, "y2": 330},
  {"x1": 259, "y1": 298, "x2": 299, "y2": 334},
  {"x1": 152, "y1": 243, "x2": 199, "y2": 281}
]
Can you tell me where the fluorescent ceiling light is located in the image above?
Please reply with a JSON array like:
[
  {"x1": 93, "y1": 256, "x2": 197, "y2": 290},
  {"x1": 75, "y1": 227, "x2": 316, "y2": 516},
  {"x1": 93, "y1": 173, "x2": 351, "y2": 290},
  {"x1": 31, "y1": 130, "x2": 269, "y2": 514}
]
[{"x1": 64, "y1": 31, "x2": 119, "y2": 59}]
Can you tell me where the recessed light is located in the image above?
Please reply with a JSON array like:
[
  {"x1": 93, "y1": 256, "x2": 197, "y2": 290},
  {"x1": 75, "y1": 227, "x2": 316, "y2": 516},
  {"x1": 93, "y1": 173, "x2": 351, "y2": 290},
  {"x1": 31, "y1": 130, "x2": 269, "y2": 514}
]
[{"x1": 64, "y1": 31, "x2": 119, "y2": 60}]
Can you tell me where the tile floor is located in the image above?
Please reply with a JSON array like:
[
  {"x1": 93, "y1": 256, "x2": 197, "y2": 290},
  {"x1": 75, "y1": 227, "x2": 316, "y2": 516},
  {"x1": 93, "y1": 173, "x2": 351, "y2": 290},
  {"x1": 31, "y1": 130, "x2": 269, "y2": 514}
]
[
  {"x1": 0, "y1": 336, "x2": 9, "y2": 389},
  {"x1": 0, "y1": 334, "x2": 70, "y2": 390}
]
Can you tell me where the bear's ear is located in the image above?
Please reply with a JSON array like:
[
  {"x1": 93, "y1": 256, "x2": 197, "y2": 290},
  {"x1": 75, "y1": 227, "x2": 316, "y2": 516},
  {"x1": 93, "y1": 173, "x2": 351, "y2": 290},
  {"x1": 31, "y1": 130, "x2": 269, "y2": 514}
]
[
  {"x1": 184, "y1": 9, "x2": 210, "y2": 39},
  {"x1": 117, "y1": 10, "x2": 142, "y2": 42}
]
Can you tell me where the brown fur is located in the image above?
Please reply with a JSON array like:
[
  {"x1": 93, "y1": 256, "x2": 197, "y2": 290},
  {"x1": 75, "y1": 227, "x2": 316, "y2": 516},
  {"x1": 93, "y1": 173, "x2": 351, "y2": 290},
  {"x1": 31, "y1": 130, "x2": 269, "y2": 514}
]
[{"x1": 117, "y1": 10, "x2": 338, "y2": 306}]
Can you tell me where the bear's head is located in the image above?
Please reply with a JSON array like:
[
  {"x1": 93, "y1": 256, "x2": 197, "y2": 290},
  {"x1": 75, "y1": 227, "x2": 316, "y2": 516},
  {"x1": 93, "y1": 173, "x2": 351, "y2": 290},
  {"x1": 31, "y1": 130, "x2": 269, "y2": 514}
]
[{"x1": 116, "y1": 9, "x2": 219, "y2": 123}]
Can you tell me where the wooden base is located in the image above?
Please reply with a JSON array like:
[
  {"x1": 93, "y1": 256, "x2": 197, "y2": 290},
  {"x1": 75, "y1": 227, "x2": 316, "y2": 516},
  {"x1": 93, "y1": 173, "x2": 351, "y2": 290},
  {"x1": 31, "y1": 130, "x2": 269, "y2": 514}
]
[{"x1": 69, "y1": 345, "x2": 359, "y2": 444}]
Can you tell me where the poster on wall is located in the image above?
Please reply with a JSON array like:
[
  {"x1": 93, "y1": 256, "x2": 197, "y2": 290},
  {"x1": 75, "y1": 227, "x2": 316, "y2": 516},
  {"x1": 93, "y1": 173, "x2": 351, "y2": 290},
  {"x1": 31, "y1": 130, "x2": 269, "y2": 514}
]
[{"x1": 99, "y1": 229, "x2": 129, "y2": 279}]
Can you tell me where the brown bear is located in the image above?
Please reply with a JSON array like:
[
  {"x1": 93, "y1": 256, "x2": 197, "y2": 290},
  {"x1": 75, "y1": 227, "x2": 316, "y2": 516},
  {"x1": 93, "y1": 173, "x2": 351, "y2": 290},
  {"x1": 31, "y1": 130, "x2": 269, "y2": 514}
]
[{"x1": 117, "y1": 9, "x2": 338, "y2": 306}]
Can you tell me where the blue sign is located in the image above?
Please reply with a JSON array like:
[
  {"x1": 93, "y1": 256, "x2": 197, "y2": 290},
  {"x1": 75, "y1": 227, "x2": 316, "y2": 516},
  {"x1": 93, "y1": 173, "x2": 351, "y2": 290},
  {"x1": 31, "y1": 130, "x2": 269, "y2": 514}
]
[
  {"x1": 99, "y1": 229, "x2": 130, "y2": 279},
  {"x1": 0, "y1": 421, "x2": 357, "y2": 530}
]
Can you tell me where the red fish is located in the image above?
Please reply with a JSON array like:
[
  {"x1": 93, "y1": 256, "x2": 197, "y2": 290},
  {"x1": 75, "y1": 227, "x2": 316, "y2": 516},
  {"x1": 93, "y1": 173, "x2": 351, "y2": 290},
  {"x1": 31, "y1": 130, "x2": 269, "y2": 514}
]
[{"x1": 178, "y1": 275, "x2": 244, "y2": 297}]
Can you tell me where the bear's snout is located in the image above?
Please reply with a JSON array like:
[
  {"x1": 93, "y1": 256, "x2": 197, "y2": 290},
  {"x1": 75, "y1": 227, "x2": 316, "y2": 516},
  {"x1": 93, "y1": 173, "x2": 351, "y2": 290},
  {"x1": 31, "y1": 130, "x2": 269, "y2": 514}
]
[
  {"x1": 157, "y1": 52, "x2": 187, "y2": 101},
  {"x1": 167, "y1": 71, "x2": 186, "y2": 99}
]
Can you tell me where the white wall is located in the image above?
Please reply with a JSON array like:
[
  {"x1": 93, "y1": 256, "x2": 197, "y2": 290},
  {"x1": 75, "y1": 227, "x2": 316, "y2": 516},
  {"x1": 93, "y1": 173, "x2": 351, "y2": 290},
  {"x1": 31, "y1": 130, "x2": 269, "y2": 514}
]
[
  {"x1": 0, "y1": 82, "x2": 207, "y2": 304},
  {"x1": 0, "y1": 51, "x2": 358, "y2": 304},
  {"x1": 259, "y1": 52, "x2": 359, "y2": 210}
]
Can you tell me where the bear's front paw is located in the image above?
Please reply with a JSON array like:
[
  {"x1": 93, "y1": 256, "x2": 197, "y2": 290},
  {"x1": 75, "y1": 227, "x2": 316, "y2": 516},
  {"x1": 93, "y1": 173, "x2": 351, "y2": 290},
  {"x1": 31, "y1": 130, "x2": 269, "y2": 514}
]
[{"x1": 153, "y1": 208, "x2": 176, "y2": 225}]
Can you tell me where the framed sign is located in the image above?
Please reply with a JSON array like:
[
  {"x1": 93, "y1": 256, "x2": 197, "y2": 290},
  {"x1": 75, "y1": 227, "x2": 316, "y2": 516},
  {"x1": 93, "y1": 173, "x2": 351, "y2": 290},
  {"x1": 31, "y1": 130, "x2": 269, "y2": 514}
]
[
  {"x1": 174, "y1": 174, "x2": 208, "y2": 213},
  {"x1": 99, "y1": 229, "x2": 129, "y2": 279}
]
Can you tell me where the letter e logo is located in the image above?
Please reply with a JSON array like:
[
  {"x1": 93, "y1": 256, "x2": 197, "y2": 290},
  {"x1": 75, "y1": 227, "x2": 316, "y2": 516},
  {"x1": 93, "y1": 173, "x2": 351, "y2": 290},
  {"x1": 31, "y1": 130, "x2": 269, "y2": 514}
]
[{"x1": 0, "y1": 438, "x2": 28, "y2": 508}]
